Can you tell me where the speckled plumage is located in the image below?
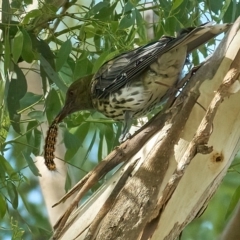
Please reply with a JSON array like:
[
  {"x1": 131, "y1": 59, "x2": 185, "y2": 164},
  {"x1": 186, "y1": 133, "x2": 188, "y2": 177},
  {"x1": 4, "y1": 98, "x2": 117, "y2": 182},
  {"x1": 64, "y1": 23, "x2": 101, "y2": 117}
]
[
  {"x1": 54, "y1": 23, "x2": 231, "y2": 141},
  {"x1": 91, "y1": 42, "x2": 187, "y2": 121}
]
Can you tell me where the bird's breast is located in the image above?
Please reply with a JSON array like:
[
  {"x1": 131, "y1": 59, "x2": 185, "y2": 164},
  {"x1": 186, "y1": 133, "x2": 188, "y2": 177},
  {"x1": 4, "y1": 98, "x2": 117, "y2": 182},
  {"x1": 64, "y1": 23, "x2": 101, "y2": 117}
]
[{"x1": 92, "y1": 46, "x2": 187, "y2": 120}]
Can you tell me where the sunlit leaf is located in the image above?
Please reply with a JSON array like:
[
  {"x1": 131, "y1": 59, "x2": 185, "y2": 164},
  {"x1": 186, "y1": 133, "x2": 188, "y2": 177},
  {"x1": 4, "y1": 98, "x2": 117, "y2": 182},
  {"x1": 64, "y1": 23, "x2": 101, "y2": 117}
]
[
  {"x1": 0, "y1": 155, "x2": 15, "y2": 177},
  {"x1": 171, "y1": 0, "x2": 184, "y2": 11},
  {"x1": 22, "y1": 9, "x2": 42, "y2": 24}
]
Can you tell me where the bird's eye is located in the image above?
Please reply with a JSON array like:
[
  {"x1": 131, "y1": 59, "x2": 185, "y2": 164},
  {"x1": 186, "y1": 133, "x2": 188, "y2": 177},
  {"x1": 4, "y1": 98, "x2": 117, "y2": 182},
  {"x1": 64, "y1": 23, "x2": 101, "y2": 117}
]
[{"x1": 69, "y1": 90, "x2": 74, "y2": 96}]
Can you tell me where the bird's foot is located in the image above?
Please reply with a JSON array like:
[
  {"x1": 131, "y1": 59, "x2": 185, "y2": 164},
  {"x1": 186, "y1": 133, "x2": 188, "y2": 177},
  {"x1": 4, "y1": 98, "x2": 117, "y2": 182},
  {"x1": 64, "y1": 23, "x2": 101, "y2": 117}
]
[{"x1": 119, "y1": 132, "x2": 131, "y2": 143}]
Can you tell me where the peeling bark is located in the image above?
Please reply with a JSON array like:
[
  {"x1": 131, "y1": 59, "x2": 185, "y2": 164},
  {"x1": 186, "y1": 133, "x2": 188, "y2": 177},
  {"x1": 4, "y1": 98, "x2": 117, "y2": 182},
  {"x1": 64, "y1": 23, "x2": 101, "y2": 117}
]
[{"x1": 56, "y1": 18, "x2": 240, "y2": 240}]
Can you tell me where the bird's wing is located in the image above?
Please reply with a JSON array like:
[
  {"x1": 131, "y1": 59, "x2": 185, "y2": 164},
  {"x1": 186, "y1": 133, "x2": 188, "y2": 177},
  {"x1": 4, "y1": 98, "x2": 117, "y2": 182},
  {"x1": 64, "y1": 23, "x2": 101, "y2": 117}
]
[
  {"x1": 92, "y1": 22, "x2": 231, "y2": 98},
  {"x1": 93, "y1": 36, "x2": 174, "y2": 97}
]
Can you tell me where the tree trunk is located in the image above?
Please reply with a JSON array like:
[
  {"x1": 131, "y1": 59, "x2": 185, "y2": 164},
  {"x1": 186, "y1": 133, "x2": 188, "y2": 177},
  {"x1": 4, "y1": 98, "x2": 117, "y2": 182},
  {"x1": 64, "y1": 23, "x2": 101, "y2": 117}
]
[{"x1": 55, "y1": 18, "x2": 240, "y2": 240}]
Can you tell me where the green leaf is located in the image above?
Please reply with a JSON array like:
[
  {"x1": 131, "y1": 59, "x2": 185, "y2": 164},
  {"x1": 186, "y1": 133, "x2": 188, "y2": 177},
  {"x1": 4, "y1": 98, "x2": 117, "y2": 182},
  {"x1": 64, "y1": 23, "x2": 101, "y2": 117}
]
[
  {"x1": 7, "y1": 181, "x2": 18, "y2": 209},
  {"x1": 90, "y1": 2, "x2": 109, "y2": 15},
  {"x1": 135, "y1": 9, "x2": 147, "y2": 42},
  {"x1": 223, "y1": 1, "x2": 239, "y2": 23},
  {"x1": 73, "y1": 51, "x2": 93, "y2": 80},
  {"x1": 171, "y1": 0, "x2": 184, "y2": 11},
  {"x1": 40, "y1": 64, "x2": 48, "y2": 94},
  {"x1": 4, "y1": 31, "x2": 11, "y2": 73},
  {"x1": 11, "y1": 0, "x2": 22, "y2": 9},
  {"x1": 21, "y1": 28, "x2": 36, "y2": 63},
  {"x1": 98, "y1": 131, "x2": 104, "y2": 161},
  {"x1": 129, "y1": 0, "x2": 140, "y2": 7},
  {"x1": 0, "y1": 155, "x2": 15, "y2": 177},
  {"x1": 207, "y1": 0, "x2": 223, "y2": 14},
  {"x1": 24, "y1": 0, "x2": 33, "y2": 4},
  {"x1": 219, "y1": 0, "x2": 231, "y2": 20},
  {"x1": 82, "y1": 130, "x2": 97, "y2": 165},
  {"x1": 45, "y1": 88, "x2": 62, "y2": 123},
  {"x1": 58, "y1": 59, "x2": 74, "y2": 86},
  {"x1": 19, "y1": 92, "x2": 42, "y2": 111},
  {"x1": 28, "y1": 110, "x2": 45, "y2": 122},
  {"x1": 22, "y1": 9, "x2": 42, "y2": 24},
  {"x1": 65, "y1": 123, "x2": 90, "y2": 161},
  {"x1": 0, "y1": 194, "x2": 6, "y2": 218},
  {"x1": 7, "y1": 64, "x2": 27, "y2": 133},
  {"x1": 225, "y1": 185, "x2": 240, "y2": 219},
  {"x1": 83, "y1": 25, "x2": 97, "y2": 39},
  {"x1": 64, "y1": 130, "x2": 81, "y2": 150},
  {"x1": 26, "y1": 126, "x2": 36, "y2": 143},
  {"x1": 18, "y1": 191, "x2": 31, "y2": 213},
  {"x1": 56, "y1": 39, "x2": 72, "y2": 71},
  {"x1": 124, "y1": 1, "x2": 134, "y2": 12},
  {"x1": 33, "y1": 37, "x2": 55, "y2": 66},
  {"x1": 93, "y1": 2, "x2": 116, "y2": 20},
  {"x1": 92, "y1": 51, "x2": 110, "y2": 73},
  {"x1": 65, "y1": 171, "x2": 72, "y2": 192},
  {"x1": 92, "y1": 50, "x2": 119, "y2": 73},
  {"x1": 22, "y1": 150, "x2": 41, "y2": 176},
  {"x1": 12, "y1": 30, "x2": 23, "y2": 63},
  {"x1": 119, "y1": 13, "x2": 135, "y2": 29},
  {"x1": 40, "y1": 55, "x2": 67, "y2": 93},
  {"x1": 2, "y1": 0, "x2": 10, "y2": 23}
]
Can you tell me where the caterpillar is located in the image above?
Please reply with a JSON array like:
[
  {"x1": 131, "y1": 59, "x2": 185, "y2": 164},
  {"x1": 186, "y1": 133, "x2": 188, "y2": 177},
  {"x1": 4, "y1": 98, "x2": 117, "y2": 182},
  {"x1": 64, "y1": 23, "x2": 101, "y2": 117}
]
[{"x1": 44, "y1": 119, "x2": 59, "y2": 171}]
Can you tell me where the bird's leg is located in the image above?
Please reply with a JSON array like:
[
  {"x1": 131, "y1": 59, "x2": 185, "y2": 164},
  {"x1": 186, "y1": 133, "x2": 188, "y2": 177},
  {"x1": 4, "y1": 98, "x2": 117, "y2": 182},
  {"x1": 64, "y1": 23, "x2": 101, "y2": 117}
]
[{"x1": 119, "y1": 111, "x2": 133, "y2": 143}]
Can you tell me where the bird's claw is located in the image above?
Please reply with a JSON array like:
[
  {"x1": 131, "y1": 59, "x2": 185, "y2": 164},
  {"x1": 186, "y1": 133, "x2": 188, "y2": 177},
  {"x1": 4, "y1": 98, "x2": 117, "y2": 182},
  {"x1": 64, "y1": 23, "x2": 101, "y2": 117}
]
[{"x1": 119, "y1": 132, "x2": 132, "y2": 143}]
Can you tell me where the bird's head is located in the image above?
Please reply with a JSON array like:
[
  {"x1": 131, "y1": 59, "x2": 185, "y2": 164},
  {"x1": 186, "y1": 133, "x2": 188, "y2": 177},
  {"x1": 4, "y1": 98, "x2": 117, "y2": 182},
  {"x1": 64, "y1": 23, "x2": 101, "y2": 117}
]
[{"x1": 55, "y1": 75, "x2": 94, "y2": 123}]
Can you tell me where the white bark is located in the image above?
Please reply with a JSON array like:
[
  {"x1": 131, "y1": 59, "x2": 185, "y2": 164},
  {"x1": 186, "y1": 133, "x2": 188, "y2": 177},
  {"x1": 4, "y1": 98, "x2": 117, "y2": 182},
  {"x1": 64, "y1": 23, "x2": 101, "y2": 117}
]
[{"x1": 55, "y1": 19, "x2": 240, "y2": 240}]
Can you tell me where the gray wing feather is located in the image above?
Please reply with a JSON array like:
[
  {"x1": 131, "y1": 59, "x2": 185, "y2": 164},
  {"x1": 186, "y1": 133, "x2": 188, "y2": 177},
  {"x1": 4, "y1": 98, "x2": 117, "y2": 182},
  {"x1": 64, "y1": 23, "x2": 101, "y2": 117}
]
[{"x1": 93, "y1": 22, "x2": 231, "y2": 98}]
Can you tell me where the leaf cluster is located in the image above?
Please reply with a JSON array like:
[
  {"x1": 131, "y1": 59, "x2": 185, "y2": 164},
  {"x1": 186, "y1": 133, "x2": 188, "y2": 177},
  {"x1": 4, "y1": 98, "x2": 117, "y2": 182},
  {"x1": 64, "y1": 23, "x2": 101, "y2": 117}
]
[{"x1": 0, "y1": 0, "x2": 238, "y2": 239}]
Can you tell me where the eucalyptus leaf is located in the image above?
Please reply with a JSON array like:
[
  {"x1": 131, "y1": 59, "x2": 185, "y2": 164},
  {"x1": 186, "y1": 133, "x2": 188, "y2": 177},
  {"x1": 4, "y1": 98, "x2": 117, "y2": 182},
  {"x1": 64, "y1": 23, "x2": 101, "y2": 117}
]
[
  {"x1": 7, "y1": 181, "x2": 18, "y2": 209},
  {"x1": 45, "y1": 88, "x2": 62, "y2": 123},
  {"x1": 21, "y1": 28, "x2": 36, "y2": 63},
  {"x1": 56, "y1": 39, "x2": 72, "y2": 71},
  {"x1": 119, "y1": 13, "x2": 135, "y2": 29},
  {"x1": 22, "y1": 150, "x2": 41, "y2": 176},
  {"x1": 7, "y1": 64, "x2": 27, "y2": 133},
  {"x1": 12, "y1": 30, "x2": 23, "y2": 63},
  {"x1": 40, "y1": 55, "x2": 67, "y2": 93},
  {"x1": 0, "y1": 194, "x2": 6, "y2": 218}
]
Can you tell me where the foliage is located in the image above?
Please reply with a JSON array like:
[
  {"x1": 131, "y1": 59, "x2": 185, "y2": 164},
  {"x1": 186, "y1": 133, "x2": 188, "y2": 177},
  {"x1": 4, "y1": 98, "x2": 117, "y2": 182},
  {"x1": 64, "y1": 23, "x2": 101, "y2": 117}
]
[{"x1": 0, "y1": 0, "x2": 239, "y2": 239}]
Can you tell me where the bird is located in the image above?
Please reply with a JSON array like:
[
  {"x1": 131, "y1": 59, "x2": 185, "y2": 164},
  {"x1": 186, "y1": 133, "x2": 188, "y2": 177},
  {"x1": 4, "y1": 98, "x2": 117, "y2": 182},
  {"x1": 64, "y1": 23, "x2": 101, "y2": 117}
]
[
  {"x1": 53, "y1": 23, "x2": 230, "y2": 140},
  {"x1": 44, "y1": 22, "x2": 231, "y2": 170}
]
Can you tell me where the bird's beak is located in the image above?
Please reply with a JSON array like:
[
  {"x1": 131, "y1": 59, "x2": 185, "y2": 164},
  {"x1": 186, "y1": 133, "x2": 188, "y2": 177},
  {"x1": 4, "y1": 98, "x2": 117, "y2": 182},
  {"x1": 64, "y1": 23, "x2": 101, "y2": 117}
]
[{"x1": 54, "y1": 104, "x2": 72, "y2": 124}]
